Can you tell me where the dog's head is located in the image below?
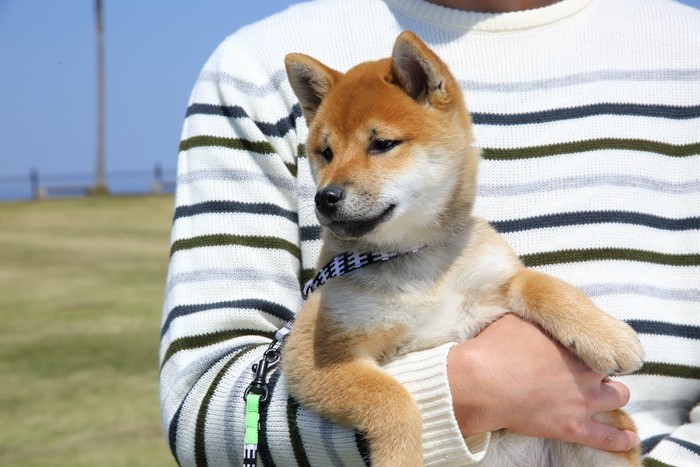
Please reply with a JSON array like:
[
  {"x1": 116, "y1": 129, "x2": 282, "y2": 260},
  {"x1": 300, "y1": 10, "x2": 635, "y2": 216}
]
[{"x1": 285, "y1": 31, "x2": 479, "y2": 248}]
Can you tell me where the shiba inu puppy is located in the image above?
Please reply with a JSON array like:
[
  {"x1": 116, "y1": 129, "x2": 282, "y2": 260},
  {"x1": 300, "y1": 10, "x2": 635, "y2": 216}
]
[{"x1": 282, "y1": 31, "x2": 644, "y2": 466}]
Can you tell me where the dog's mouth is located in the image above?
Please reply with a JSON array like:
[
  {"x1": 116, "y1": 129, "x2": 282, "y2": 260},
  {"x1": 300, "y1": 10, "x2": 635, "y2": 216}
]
[{"x1": 324, "y1": 204, "x2": 396, "y2": 239}]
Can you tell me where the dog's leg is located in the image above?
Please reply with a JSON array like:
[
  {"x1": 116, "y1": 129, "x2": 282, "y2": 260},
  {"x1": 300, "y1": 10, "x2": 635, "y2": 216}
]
[
  {"x1": 304, "y1": 358, "x2": 423, "y2": 467},
  {"x1": 283, "y1": 295, "x2": 423, "y2": 467},
  {"x1": 504, "y1": 268, "x2": 644, "y2": 376}
]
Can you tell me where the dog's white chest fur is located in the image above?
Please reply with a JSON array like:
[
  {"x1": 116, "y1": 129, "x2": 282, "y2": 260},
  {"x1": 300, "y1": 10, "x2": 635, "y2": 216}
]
[{"x1": 320, "y1": 218, "x2": 520, "y2": 356}]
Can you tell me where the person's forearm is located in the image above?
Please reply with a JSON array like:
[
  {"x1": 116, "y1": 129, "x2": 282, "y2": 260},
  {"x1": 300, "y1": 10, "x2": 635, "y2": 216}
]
[{"x1": 383, "y1": 343, "x2": 488, "y2": 464}]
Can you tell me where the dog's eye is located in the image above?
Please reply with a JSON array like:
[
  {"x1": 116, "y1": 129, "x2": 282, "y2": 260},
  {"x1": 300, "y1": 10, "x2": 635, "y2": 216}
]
[
  {"x1": 369, "y1": 139, "x2": 401, "y2": 154},
  {"x1": 319, "y1": 147, "x2": 333, "y2": 163}
]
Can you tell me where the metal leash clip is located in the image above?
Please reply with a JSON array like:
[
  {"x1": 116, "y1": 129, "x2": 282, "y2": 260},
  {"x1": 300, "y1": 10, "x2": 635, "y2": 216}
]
[
  {"x1": 244, "y1": 340, "x2": 281, "y2": 403},
  {"x1": 242, "y1": 322, "x2": 293, "y2": 467}
]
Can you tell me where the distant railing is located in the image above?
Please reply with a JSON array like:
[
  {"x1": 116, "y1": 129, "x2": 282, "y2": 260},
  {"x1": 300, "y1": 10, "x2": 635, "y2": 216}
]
[{"x1": 0, "y1": 165, "x2": 176, "y2": 202}]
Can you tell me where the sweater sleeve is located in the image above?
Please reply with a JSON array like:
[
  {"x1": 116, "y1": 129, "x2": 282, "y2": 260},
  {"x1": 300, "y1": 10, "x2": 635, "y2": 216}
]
[
  {"x1": 159, "y1": 35, "x2": 482, "y2": 467},
  {"x1": 642, "y1": 411, "x2": 700, "y2": 467},
  {"x1": 158, "y1": 35, "x2": 303, "y2": 466}
]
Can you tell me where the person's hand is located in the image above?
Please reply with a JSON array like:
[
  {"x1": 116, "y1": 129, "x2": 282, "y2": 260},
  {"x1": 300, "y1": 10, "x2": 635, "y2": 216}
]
[{"x1": 447, "y1": 314, "x2": 640, "y2": 452}]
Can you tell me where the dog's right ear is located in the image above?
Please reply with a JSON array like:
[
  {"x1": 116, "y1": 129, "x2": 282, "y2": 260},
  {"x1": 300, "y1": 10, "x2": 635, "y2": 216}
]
[{"x1": 285, "y1": 53, "x2": 341, "y2": 125}]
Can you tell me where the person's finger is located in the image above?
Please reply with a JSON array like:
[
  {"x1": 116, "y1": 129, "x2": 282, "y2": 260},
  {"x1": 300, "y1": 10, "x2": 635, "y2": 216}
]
[
  {"x1": 595, "y1": 379, "x2": 631, "y2": 412},
  {"x1": 580, "y1": 420, "x2": 640, "y2": 452}
]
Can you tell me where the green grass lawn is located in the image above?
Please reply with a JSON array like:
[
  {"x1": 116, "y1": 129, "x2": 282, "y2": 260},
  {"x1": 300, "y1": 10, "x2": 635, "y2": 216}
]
[{"x1": 0, "y1": 195, "x2": 175, "y2": 466}]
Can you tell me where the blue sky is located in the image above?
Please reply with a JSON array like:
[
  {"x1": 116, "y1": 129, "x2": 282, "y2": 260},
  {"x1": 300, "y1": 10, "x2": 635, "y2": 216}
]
[
  {"x1": 0, "y1": 0, "x2": 302, "y2": 177},
  {"x1": 1, "y1": 0, "x2": 699, "y2": 177}
]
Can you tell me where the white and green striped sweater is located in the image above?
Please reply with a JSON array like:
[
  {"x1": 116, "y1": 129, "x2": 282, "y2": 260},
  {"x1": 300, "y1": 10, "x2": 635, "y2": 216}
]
[{"x1": 160, "y1": 0, "x2": 700, "y2": 465}]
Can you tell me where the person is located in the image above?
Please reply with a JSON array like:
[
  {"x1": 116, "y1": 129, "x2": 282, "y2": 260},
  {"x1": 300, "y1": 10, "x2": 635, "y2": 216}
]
[{"x1": 159, "y1": 0, "x2": 700, "y2": 465}]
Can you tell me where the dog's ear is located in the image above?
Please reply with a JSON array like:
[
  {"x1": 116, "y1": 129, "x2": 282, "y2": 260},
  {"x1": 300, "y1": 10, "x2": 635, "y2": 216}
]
[
  {"x1": 285, "y1": 53, "x2": 341, "y2": 125},
  {"x1": 391, "y1": 31, "x2": 459, "y2": 109}
]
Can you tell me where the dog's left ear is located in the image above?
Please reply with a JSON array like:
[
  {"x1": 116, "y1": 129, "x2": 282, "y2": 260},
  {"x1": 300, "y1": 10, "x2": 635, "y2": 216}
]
[{"x1": 391, "y1": 31, "x2": 459, "y2": 110}]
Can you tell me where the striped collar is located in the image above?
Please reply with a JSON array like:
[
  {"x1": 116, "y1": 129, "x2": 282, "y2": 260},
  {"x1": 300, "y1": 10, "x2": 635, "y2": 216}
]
[{"x1": 302, "y1": 246, "x2": 423, "y2": 299}]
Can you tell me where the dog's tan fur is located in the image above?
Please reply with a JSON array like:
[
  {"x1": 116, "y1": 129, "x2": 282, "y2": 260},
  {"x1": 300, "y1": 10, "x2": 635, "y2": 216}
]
[{"x1": 283, "y1": 31, "x2": 644, "y2": 466}]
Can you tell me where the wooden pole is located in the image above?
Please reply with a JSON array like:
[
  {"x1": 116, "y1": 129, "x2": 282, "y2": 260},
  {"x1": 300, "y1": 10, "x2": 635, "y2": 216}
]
[{"x1": 92, "y1": 0, "x2": 108, "y2": 195}]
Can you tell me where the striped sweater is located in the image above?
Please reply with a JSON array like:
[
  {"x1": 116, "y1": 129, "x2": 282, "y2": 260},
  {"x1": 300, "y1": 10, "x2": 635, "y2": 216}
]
[{"x1": 160, "y1": 0, "x2": 700, "y2": 465}]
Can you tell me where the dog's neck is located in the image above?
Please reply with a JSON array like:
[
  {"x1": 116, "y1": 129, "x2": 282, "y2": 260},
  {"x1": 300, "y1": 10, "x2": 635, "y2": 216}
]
[
  {"x1": 320, "y1": 211, "x2": 475, "y2": 265},
  {"x1": 303, "y1": 244, "x2": 424, "y2": 298}
]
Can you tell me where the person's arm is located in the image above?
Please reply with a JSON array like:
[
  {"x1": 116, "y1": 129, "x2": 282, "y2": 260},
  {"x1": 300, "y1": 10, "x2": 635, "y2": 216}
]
[{"x1": 158, "y1": 35, "x2": 303, "y2": 466}]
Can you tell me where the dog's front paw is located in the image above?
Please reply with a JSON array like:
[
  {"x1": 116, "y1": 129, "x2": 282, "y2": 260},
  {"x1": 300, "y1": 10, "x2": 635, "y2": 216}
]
[{"x1": 566, "y1": 318, "x2": 645, "y2": 375}]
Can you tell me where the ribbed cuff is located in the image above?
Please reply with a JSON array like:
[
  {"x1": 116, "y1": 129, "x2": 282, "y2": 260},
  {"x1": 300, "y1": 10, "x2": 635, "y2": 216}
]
[{"x1": 382, "y1": 343, "x2": 490, "y2": 465}]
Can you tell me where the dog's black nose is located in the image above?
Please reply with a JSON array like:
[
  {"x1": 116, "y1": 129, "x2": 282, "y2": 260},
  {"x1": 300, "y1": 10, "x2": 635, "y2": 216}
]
[{"x1": 315, "y1": 186, "x2": 344, "y2": 216}]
